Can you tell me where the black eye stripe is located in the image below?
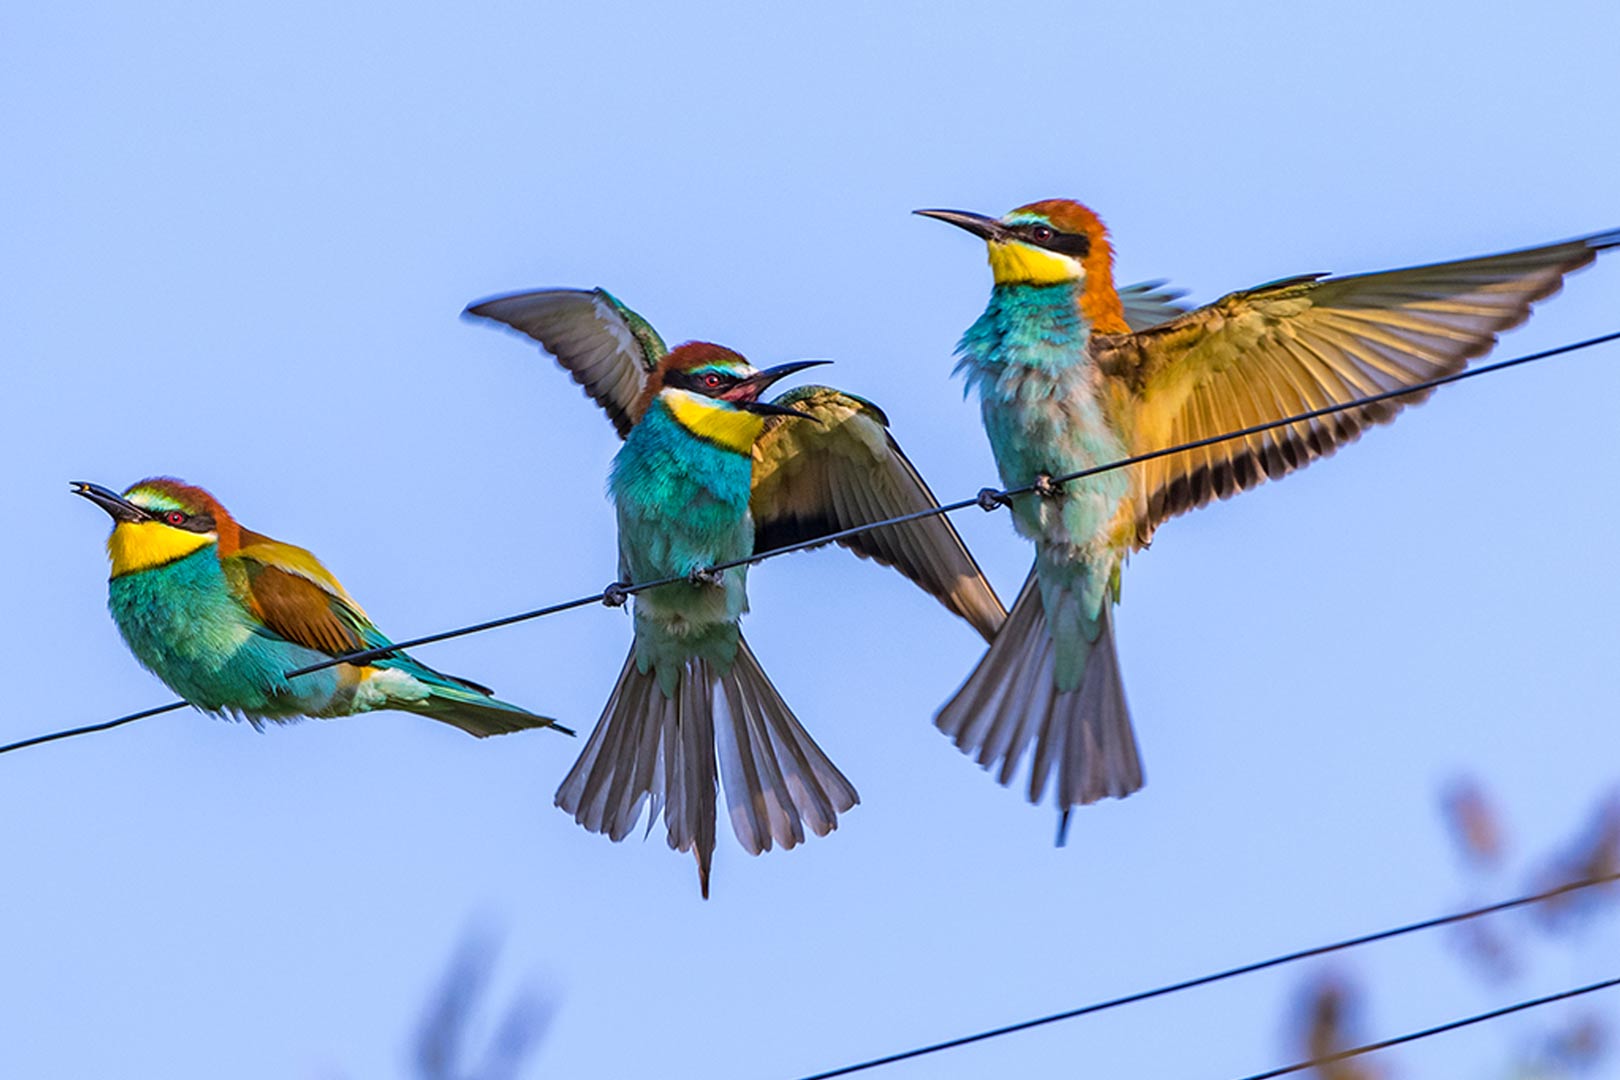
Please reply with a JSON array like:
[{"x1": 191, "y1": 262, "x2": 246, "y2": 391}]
[
  {"x1": 150, "y1": 508, "x2": 215, "y2": 532},
  {"x1": 665, "y1": 369, "x2": 739, "y2": 395},
  {"x1": 1015, "y1": 223, "x2": 1091, "y2": 259}
]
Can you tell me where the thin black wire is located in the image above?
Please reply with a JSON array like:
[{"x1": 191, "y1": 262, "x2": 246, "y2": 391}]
[
  {"x1": 1233, "y1": 975, "x2": 1620, "y2": 1080},
  {"x1": 0, "y1": 700, "x2": 188, "y2": 756},
  {"x1": 11, "y1": 328, "x2": 1618, "y2": 750},
  {"x1": 285, "y1": 327, "x2": 1620, "y2": 679},
  {"x1": 787, "y1": 871, "x2": 1620, "y2": 1079}
]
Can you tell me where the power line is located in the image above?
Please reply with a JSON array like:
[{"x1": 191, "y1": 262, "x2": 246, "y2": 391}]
[
  {"x1": 0, "y1": 701, "x2": 188, "y2": 757},
  {"x1": 7, "y1": 328, "x2": 1617, "y2": 753},
  {"x1": 284, "y1": 327, "x2": 1620, "y2": 679},
  {"x1": 1233, "y1": 975, "x2": 1620, "y2": 1080},
  {"x1": 787, "y1": 871, "x2": 1620, "y2": 1079}
]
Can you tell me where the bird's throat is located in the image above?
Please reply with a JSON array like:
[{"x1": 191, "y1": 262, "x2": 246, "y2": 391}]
[
  {"x1": 988, "y1": 241, "x2": 1084, "y2": 287},
  {"x1": 662, "y1": 390, "x2": 766, "y2": 455},
  {"x1": 108, "y1": 522, "x2": 216, "y2": 577}
]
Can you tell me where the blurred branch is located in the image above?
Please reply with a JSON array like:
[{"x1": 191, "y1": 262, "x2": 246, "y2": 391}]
[
  {"x1": 414, "y1": 926, "x2": 552, "y2": 1080},
  {"x1": 1296, "y1": 974, "x2": 1385, "y2": 1080},
  {"x1": 1533, "y1": 795, "x2": 1620, "y2": 933},
  {"x1": 1289, "y1": 783, "x2": 1620, "y2": 1079}
]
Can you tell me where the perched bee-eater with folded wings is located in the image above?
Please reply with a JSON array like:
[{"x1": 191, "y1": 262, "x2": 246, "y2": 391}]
[
  {"x1": 918, "y1": 200, "x2": 1618, "y2": 834},
  {"x1": 466, "y1": 289, "x2": 1022, "y2": 895},
  {"x1": 74, "y1": 478, "x2": 564, "y2": 737}
]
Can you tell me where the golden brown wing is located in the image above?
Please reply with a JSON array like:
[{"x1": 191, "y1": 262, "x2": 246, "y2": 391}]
[
  {"x1": 464, "y1": 287, "x2": 666, "y2": 438},
  {"x1": 750, "y1": 386, "x2": 1006, "y2": 641},
  {"x1": 1097, "y1": 229, "x2": 1619, "y2": 545},
  {"x1": 226, "y1": 531, "x2": 370, "y2": 656}
]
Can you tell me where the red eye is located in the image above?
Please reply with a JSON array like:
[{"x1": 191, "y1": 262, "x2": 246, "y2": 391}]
[
  {"x1": 1032, "y1": 225, "x2": 1054, "y2": 242},
  {"x1": 703, "y1": 373, "x2": 723, "y2": 388},
  {"x1": 165, "y1": 511, "x2": 187, "y2": 526}
]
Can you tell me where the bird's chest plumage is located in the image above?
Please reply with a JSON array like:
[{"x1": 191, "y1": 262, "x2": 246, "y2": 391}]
[
  {"x1": 108, "y1": 550, "x2": 267, "y2": 706},
  {"x1": 107, "y1": 548, "x2": 346, "y2": 718},
  {"x1": 612, "y1": 407, "x2": 756, "y2": 570},
  {"x1": 611, "y1": 406, "x2": 754, "y2": 651},
  {"x1": 958, "y1": 284, "x2": 1129, "y2": 552}
]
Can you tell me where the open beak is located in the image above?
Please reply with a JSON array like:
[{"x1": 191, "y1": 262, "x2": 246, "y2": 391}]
[
  {"x1": 71, "y1": 481, "x2": 152, "y2": 524},
  {"x1": 914, "y1": 208, "x2": 1007, "y2": 242},
  {"x1": 728, "y1": 360, "x2": 831, "y2": 420}
]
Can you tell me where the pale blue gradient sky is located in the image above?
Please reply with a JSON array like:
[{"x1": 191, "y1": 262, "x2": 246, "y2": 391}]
[{"x1": 3, "y1": 3, "x2": 1617, "y2": 1077}]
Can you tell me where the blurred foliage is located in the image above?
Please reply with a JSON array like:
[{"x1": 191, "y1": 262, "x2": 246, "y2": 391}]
[
  {"x1": 1289, "y1": 782, "x2": 1618, "y2": 1079},
  {"x1": 412, "y1": 926, "x2": 552, "y2": 1080},
  {"x1": 1293, "y1": 974, "x2": 1387, "y2": 1080}
]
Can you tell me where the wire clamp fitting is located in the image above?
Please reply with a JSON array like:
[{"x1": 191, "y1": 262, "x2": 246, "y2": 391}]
[
  {"x1": 976, "y1": 487, "x2": 1010, "y2": 512},
  {"x1": 1033, "y1": 473, "x2": 1064, "y2": 499}
]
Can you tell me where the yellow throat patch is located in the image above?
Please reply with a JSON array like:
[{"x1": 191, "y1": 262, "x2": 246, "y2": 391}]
[
  {"x1": 108, "y1": 521, "x2": 216, "y2": 576},
  {"x1": 988, "y1": 240, "x2": 1084, "y2": 286},
  {"x1": 662, "y1": 389, "x2": 766, "y2": 454}
]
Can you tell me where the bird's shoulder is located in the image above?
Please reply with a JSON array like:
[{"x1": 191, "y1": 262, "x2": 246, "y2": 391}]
[{"x1": 224, "y1": 528, "x2": 373, "y2": 654}]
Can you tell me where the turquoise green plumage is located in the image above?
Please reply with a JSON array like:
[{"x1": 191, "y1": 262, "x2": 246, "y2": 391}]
[
  {"x1": 920, "y1": 198, "x2": 1618, "y2": 837},
  {"x1": 555, "y1": 342, "x2": 857, "y2": 897},
  {"x1": 466, "y1": 286, "x2": 1012, "y2": 895},
  {"x1": 75, "y1": 477, "x2": 563, "y2": 738}
]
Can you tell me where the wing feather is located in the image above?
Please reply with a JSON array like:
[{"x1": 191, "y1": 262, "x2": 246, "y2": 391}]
[
  {"x1": 464, "y1": 287, "x2": 666, "y2": 438},
  {"x1": 1102, "y1": 228, "x2": 1618, "y2": 544},
  {"x1": 228, "y1": 532, "x2": 372, "y2": 656},
  {"x1": 750, "y1": 386, "x2": 1006, "y2": 641},
  {"x1": 1117, "y1": 279, "x2": 1191, "y2": 332}
]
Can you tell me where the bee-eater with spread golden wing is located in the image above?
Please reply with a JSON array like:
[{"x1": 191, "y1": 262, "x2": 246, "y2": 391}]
[
  {"x1": 466, "y1": 288, "x2": 1011, "y2": 894},
  {"x1": 918, "y1": 200, "x2": 1617, "y2": 834},
  {"x1": 75, "y1": 478, "x2": 563, "y2": 737}
]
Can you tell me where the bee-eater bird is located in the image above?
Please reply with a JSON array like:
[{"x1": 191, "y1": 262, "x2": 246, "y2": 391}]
[
  {"x1": 917, "y1": 200, "x2": 1618, "y2": 834},
  {"x1": 466, "y1": 288, "x2": 1011, "y2": 894},
  {"x1": 74, "y1": 478, "x2": 564, "y2": 738}
]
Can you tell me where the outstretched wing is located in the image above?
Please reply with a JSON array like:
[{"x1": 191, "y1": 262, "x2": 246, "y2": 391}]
[
  {"x1": 464, "y1": 287, "x2": 667, "y2": 438},
  {"x1": 1098, "y1": 229, "x2": 1620, "y2": 545},
  {"x1": 750, "y1": 386, "x2": 1007, "y2": 641},
  {"x1": 225, "y1": 529, "x2": 374, "y2": 656},
  {"x1": 1117, "y1": 279, "x2": 1190, "y2": 331}
]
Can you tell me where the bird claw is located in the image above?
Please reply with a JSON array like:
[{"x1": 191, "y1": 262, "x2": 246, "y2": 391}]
[
  {"x1": 1033, "y1": 473, "x2": 1064, "y2": 499},
  {"x1": 976, "y1": 487, "x2": 1010, "y2": 512},
  {"x1": 601, "y1": 582, "x2": 630, "y2": 608},
  {"x1": 688, "y1": 566, "x2": 723, "y2": 588}
]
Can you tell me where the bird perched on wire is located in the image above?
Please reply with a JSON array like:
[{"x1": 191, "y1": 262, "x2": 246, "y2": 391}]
[
  {"x1": 466, "y1": 288, "x2": 1010, "y2": 894},
  {"x1": 917, "y1": 200, "x2": 1619, "y2": 836},
  {"x1": 74, "y1": 478, "x2": 565, "y2": 738}
]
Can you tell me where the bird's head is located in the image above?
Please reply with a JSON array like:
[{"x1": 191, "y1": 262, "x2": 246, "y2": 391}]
[
  {"x1": 73, "y1": 477, "x2": 240, "y2": 576},
  {"x1": 644, "y1": 342, "x2": 827, "y2": 453},
  {"x1": 915, "y1": 198, "x2": 1128, "y2": 332}
]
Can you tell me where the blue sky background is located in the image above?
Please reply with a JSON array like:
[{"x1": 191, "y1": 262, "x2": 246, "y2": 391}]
[{"x1": 3, "y1": 2, "x2": 1617, "y2": 1077}]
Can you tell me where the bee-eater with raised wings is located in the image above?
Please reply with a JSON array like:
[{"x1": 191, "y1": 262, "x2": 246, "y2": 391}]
[
  {"x1": 917, "y1": 200, "x2": 1618, "y2": 833},
  {"x1": 75, "y1": 478, "x2": 564, "y2": 737},
  {"x1": 466, "y1": 288, "x2": 1012, "y2": 894}
]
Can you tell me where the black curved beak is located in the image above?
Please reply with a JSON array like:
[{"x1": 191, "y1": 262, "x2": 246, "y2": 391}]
[
  {"x1": 914, "y1": 208, "x2": 1007, "y2": 242},
  {"x1": 731, "y1": 360, "x2": 832, "y2": 420},
  {"x1": 71, "y1": 481, "x2": 151, "y2": 524}
]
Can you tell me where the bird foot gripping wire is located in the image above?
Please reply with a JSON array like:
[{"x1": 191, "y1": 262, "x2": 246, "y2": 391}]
[
  {"x1": 1033, "y1": 473, "x2": 1065, "y2": 499},
  {"x1": 976, "y1": 487, "x2": 1011, "y2": 512},
  {"x1": 688, "y1": 566, "x2": 724, "y2": 588},
  {"x1": 601, "y1": 582, "x2": 630, "y2": 608}
]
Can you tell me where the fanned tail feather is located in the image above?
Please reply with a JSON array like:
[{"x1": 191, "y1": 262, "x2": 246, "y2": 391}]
[
  {"x1": 935, "y1": 569, "x2": 1142, "y2": 832},
  {"x1": 556, "y1": 637, "x2": 857, "y2": 897}
]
